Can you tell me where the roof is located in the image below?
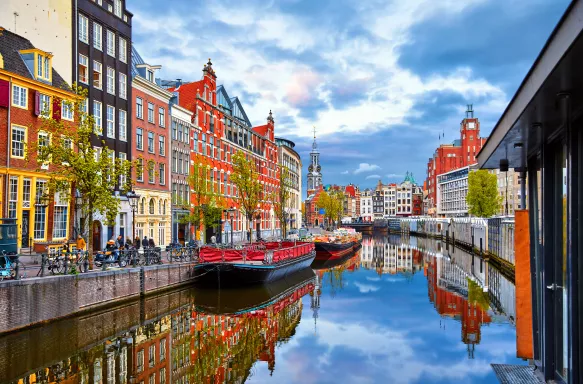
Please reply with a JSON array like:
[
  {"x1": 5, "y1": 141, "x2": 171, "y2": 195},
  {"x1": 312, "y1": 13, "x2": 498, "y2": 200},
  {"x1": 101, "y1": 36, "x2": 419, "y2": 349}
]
[
  {"x1": 0, "y1": 27, "x2": 70, "y2": 90},
  {"x1": 344, "y1": 185, "x2": 356, "y2": 197},
  {"x1": 252, "y1": 124, "x2": 269, "y2": 137},
  {"x1": 168, "y1": 80, "x2": 204, "y2": 111},
  {"x1": 130, "y1": 45, "x2": 145, "y2": 78}
]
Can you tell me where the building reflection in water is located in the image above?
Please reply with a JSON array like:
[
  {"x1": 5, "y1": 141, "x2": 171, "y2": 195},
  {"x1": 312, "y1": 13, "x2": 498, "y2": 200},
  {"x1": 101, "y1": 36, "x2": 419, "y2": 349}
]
[{"x1": 360, "y1": 235, "x2": 517, "y2": 359}]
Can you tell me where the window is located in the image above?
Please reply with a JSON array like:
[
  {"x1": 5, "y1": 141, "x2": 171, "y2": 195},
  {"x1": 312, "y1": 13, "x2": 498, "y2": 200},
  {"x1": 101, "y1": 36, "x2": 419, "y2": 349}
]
[
  {"x1": 8, "y1": 177, "x2": 18, "y2": 219},
  {"x1": 43, "y1": 56, "x2": 50, "y2": 80},
  {"x1": 119, "y1": 73, "x2": 127, "y2": 99},
  {"x1": 93, "y1": 61, "x2": 102, "y2": 89},
  {"x1": 53, "y1": 191, "x2": 68, "y2": 238},
  {"x1": 136, "y1": 128, "x2": 143, "y2": 150},
  {"x1": 38, "y1": 131, "x2": 49, "y2": 170},
  {"x1": 12, "y1": 85, "x2": 27, "y2": 108},
  {"x1": 78, "y1": 54, "x2": 88, "y2": 84},
  {"x1": 39, "y1": 94, "x2": 51, "y2": 117},
  {"x1": 107, "y1": 105, "x2": 115, "y2": 138},
  {"x1": 172, "y1": 120, "x2": 177, "y2": 140},
  {"x1": 172, "y1": 151, "x2": 176, "y2": 172},
  {"x1": 108, "y1": 3, "x2": 112, "y2": 12},
  {"x1": 159, "y1": 163, "x2": 165, "y2": 185},
  {"x1": 106, "y1": 30, "x2": 115, "y2": 56},
  {"x1": 149, "y1": 199, "x2": 155, "y2": 214},
  {"x1": 178, "y1": 121, "x2": 183, "y2": 142},
  {"x1": 160, "y1": 339, "x2": 166, "y2": 361},
  {"x1": 149, "y1": 374, "x2": 155, "y2": 384},
  {"x1": 136, "y1": 157, "x2": 143, "y2": 182},
  {"x1": 119, "y1": 37, "x2": 127, "y2": 62},
  {"x1": 11, "y1": 125, "x2": 26, "y2": 158},
  {"x1": 158, "y1": 107, "x2": 165, "y2": 127},
  {"x1": 62, "y1": 101, "x2": 74, "y2": 120},
  {"x1": 34, "y1": 180, "x2": 47, "y2": 240},
  {"x1": 147, "y1": 70, "x2": 154, "y2": 82},
  {"x1": 79, "y1": 14, "x2": 88, "y2": 43},
  {"x1": 177, "y1": 153, "x2": 182, "y2": 174},
  {"x1": 148, "y1": 132, "x2": 154, "y2": 153},
  {"x1": 136, "y1": 97, "x2": 143, "y2": 119},
  {"x1": 137, "y1": 350, "x2": 144, "y2": 373},
  {"x1": 114, "y1": 0, "x2": 122, "y2": 17},
  {"x1": 147, "y1": 102, "x2": 154, "y2": 123},
  {"x1": 93, "y1": 101, "x2": 102, "y2": 134},
  {"x1": 107, "y1": 67, "x2": 115, "y2": 94},
  {"x1": 119, "y1": 152, "x2": 127, "y2": 186},
  {"x1": 119, "y1": 110, "x2": 127, "y2": 141},
  {"x1": 159, "y1": 136, "x2": 165, "y2": 156},
  {"x1": 93, "y1": 23, "x2": 102, "y2": 50},
  {"x1": 37, "y1": 54, "x2": 43, "y2": 78},
  {"x1": 148, "y1": 164, "x2": 154, "y2": 184}
]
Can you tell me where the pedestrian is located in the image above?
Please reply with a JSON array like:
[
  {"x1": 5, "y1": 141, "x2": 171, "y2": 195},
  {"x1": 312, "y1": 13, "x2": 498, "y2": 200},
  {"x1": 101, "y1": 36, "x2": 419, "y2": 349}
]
[
  {"x1": 76, "y1": 235, "x2": 86, "y2": 251},
  {"x1": 116, "y1": 235, "x2": 124, "y2": 249},
  {"x1": 142, "y1": 236, "x2": 149, "y2": 248},
  {"x1": 148, "y1": 238, "x2": 155, "y2": 247},
  {"x1": 134, "y1": 236, "x2": 141, "y2": 249},
  {"x1": 125, "y1": 237, "x2": 133, "y2": 248}
]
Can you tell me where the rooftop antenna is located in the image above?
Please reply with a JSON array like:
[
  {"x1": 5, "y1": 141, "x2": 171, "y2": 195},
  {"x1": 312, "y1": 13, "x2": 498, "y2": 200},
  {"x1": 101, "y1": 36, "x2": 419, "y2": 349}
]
[
  {"x1": 13, "y1": 12, "x2": 19, "y2": 33},
  {"x1": 466, "y1": 104, "x2": 474, "y2": 119},
  {"x1": 313, "y1": 126, "x2": 317, "y2": 139}
]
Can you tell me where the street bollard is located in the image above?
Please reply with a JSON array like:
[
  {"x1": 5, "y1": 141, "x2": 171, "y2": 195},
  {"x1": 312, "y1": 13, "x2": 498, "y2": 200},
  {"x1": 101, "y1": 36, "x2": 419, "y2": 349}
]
[
  {"x1": 15, "y1": 258, "x2": 20, "y2": 280},
  {"x1": 84, "y1": 252, "x2": 89, "y2": 273},
  {"x1": 133, "y1": 250, "x2": 137, "y2": 268},
  {"x1": 64, "y1": 253, "x2": 68, "y2": 275},
  {"x1": 40, "y1": 254, "x2": 45, "y2": 277}
]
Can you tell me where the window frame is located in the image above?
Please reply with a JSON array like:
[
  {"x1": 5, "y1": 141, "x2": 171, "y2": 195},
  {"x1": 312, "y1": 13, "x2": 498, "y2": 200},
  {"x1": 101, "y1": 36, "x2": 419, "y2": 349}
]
[
  {"x1": 147, "y1": 102, "x2": 154, "y2": 123},
  {"x1": 119, "y1": 72, "x2": 127, "y2": 99},
  {"x1": 106, "y1": 67, "x2": 115, "y2": 95},
  {"x1": 136, "y1": 128, "x2": 143, "y2": 151},
  {"x1": 78, "y1": 13, "x2": 89, "y2": 43},
  {"x1": 11, "y1": 124, "x2": 27, "y2": 159},
  {"x1": 148, "y1": 132, "x2": 155, "y2": 154},
  {"x1": 106, "y1": 105, "x2": 115, "y2": 138},
  {"x1": 119, "y1": 36, "x2": 127, "y2": 63},
  {"x1": 78, "y1": 54, "x2": 89, "y2": 84},
  {"x1": 159, "y1": 163, "x2": 165, "y2": 185},
  {"x1": 136, "y1": 157, "x2": 144, "y2": 182},
  {"x1": 136, "y1": 97, "x2": 143, "y2": 119},
  {"x1": 93, "y1": 60, "x2": 102, "y2": 90},
  {"x1": 62, "y1": 100, "x2": 74, "y2": 121},
  {"x1": 93, "y1": 101, "x2": 103, "y2": 135},
  {"x1": 158, "y1": 107, "x2": 165, "y2": 127},
  {"x1": 106, "y1": 29, "x2": 116, "y2": 57},
  {"x1": 119, "y1": 109, "x2": 127, "y2": 141},
  {"x1": 159, "y1": 135, "x2": 165, "y2": 156},
  {"x1": 11, "y1": 84, "x2": 28, "y2": 109},
  {"x1": 93, "y1": 22, "x2": 102, "y2": 51}
]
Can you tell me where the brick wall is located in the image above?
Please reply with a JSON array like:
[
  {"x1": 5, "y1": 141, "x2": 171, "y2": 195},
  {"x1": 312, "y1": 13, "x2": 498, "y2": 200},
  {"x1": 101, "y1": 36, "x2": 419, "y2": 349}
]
[{"x1": 0, "y1": 262, "x2": 196, "y2": 334}]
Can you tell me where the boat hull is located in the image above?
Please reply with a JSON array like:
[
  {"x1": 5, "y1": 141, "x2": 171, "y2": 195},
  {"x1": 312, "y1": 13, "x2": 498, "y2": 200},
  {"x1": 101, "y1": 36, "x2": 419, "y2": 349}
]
[
  {"x1": 315, "y1": 240, "x2": 361, "y2": 260},
  {"x1": 192, "y1": 251, "x2": 316, "y2": 288}
]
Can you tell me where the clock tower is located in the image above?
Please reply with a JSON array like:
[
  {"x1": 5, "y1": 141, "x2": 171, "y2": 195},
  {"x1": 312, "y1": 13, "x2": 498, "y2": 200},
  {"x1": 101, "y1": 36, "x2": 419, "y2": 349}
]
[{"x1": 307, "y1": 128, "x2": 322, "y2": 197}]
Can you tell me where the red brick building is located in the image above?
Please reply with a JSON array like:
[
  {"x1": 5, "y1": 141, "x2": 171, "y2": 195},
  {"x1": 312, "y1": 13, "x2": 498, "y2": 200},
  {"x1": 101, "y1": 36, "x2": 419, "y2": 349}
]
[
  {"x1": 167, "y1": 60, "x2": 280, "y2": 241},
  {"x1": 425, "y1": 105, "x2": 487, "y2": 215},
  {"x1": 0, "y1": 30, "x2": 78, "y2": 252},
  {"x1": 131, "y1": 47, "x2": 172, "y2": 245}
]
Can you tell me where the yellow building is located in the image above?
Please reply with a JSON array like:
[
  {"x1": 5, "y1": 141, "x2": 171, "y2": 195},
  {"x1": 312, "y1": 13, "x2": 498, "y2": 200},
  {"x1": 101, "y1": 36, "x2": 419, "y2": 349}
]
[{"x1": 0, "y1": 28, "x2": 77, "y2": 252}]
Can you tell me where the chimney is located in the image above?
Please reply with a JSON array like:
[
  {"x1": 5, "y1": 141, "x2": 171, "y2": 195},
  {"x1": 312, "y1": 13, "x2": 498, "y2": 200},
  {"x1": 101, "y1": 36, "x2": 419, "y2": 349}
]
[{"x1": 176, "y1": 78, "x2": 182, "y2": 87}]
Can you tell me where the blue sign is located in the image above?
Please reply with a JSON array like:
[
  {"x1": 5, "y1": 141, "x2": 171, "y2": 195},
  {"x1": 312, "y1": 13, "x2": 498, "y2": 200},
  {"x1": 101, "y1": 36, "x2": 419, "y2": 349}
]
[{"x1": 319, "y1": 208, "x2": 325, "y2": 214}]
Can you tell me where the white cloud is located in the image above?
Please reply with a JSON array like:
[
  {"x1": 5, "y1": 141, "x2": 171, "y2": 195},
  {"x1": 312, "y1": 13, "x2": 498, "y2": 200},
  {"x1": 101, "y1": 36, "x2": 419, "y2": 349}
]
[
  {"x1": 341, "y1": 170, "x2": 349, "y2": 174},
  {"x1": 354, "y1": 163, "x2": 381, "y2": 174},
  {"x1": 365, "y1": 174, "x2": 381, "y2": 180},
  {"x1": 386, "y1": 173, "x2": 404, "y2": 178},
  {"x1": 354, "y1": 282, "x2": 380, "y2": 293}
]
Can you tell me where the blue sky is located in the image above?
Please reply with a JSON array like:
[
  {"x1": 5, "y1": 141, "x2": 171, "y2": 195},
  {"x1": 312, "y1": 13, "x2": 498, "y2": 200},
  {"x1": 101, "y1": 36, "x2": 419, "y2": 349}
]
[{"x1": 129, "y1": 0, "x2": 570, "y2": 190}]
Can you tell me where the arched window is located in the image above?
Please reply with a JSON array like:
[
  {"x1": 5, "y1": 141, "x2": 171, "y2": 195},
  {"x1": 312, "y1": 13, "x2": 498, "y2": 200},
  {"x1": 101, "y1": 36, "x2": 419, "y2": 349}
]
[
  {"x1": 139, "y1": 198, "x2": 145, "y2": 215},
  {"x1": 158, "y1": 199, "x2": 162, "y2": 215},
  {"x1": 149, "y1": 198, "x2": 155, "y2": 215},
  {"x1": 163, "y1": 200, "x2": 167, "y2": 215}
]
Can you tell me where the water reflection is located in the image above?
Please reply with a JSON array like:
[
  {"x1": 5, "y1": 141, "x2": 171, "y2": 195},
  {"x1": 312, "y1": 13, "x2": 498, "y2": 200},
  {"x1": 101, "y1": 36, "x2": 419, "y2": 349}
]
[{"x1": 4, "y1": 235, "x2": 523, "y2": 384}]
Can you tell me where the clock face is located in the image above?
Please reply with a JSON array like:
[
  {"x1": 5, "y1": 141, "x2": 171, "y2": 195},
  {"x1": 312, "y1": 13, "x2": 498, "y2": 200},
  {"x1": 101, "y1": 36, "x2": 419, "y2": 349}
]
[
  {"x1": 467, "y1": 122, "x2": 475, "y2": 129},
  {"x1": 308, "y1": 164, "x2": 314, "y2": 172}
]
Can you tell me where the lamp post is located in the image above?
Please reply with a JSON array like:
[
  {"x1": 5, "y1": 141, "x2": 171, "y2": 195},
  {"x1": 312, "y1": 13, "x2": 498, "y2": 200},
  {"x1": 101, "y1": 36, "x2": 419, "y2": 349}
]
[
  {"x1": 126, "y1": 190, "x2": 140, "y2": 242},
  {"x1": 256, "y1": 203, "x2": 261, "y2": 242},
  {"x1": 227, "y1": 207, "x2": 235, "y2": 247}
]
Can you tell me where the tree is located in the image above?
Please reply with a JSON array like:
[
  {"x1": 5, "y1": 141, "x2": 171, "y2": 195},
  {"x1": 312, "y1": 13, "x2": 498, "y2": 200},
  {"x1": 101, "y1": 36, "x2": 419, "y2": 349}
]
[
  {"x1": 179, "y1": 155, "x2": 224, "y2": 242},
  {"x1": 29, "y1": 85, "x2": 133, "y2": 253},
  {"x1": 230, "y1": 151, "x2": 263, "y2": 242},
  {"x1": 271, "y1": 165, "x2": 291, "y2": 239},
  {"x1": 316, "y1": 190, "x2": 344, "y2": 230},
  {"x1": 466, "y1": 170, "x2": 501, "y2": 217}
]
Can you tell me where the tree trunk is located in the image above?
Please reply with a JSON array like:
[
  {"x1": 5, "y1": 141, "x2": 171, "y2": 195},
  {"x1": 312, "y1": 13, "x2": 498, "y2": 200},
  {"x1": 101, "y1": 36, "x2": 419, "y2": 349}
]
[{"x1": 87, "y1": 201, "x2": 94, "y2": 269}]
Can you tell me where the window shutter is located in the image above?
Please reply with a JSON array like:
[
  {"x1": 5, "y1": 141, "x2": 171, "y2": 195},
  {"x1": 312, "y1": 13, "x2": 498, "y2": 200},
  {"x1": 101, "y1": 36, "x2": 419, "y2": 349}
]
[
  {"x1": 34, "y1": 91, "x2": 40, "y2": 116},
  {"x1": 0, "y1": 80, "x2": 9, "y2": 108},
  {"x1": 52, "y1": 97, "x2": 61, "y2": 121}
]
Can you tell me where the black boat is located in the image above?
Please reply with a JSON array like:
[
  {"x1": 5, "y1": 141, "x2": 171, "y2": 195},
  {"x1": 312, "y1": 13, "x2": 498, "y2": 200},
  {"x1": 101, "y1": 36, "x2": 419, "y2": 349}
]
[
  {"x1": 192, "y1": 242, "x2": 316, "y2": 288},
  {"x1": 312, "y1": 244, "x2": 361, "y2": 270},
  {"x1": 193, "y1": 267, "x2": 316, "y2": 314}
]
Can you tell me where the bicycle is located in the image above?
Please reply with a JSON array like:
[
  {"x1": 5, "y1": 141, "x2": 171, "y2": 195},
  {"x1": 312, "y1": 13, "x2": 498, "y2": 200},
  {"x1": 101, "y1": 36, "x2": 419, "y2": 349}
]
[{"x1": 0, "y1": 251, "x2": 23, "y2": 280}]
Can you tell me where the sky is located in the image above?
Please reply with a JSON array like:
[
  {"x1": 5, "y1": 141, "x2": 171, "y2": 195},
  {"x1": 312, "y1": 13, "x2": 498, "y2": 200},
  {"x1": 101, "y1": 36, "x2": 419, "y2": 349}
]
[{"x1": 129, "y1": 0, "x2": 570, "y2": 190}]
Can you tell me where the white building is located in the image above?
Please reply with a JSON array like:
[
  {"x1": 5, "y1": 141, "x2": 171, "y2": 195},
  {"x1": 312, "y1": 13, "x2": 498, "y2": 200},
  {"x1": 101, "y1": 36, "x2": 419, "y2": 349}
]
[
  {"x1": 359, "y1": 188, "x2": 373, "y2": 221},
  {"x1": 436, "y1": 165, "x2": 474, "y2": 217},
  {"x1": 276, "y1": 137, "x2": 302, "y2": 232}
]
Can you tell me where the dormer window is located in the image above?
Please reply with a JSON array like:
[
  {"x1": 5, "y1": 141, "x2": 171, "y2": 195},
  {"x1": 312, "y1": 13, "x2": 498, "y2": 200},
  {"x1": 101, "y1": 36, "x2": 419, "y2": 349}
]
[{"x1": 147, "y1": 70, "x2": 154, "y2": 82}]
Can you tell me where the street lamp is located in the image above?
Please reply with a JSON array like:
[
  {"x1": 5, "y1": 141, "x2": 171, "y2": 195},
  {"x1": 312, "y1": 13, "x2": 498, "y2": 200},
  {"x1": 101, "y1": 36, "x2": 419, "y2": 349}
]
[
  {"x1": 126, "y1": 190, "x2": 140, "y2": 241},
  {"x1": 227, "y1": 207, "x2": 235, "y2": 247},
  {"x1": 256, "y1": 203, "x2": 261, "y2": 242}
]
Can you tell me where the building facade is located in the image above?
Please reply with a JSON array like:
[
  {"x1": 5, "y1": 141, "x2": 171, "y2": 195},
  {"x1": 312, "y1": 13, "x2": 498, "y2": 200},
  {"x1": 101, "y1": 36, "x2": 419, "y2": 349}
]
[
  {"x1": 0, "y1": 30, "x2": 77, "y2": 252},
  {"x1": 426, "y1": 106, "x2": 487, "y2": 215},
  {"x1": 130, "y1": 47, "x2": 172, "y2": 246},
  {"x1": 492, "y1": 168, "x2": 524, "y2": 216},
  {"x1": 167, "y1": 60, "x2": 280, "y2": 242},
  {"x1": 436, "y1": 165, "x2": 472, "y2": 217},
  {"x1": 170, "y1": 102, "x2": 194, "y2": 244},
  {"x1": 276, "y1": 137, "x2": 302, "y2": 231},
  {"x1": 359, "y1": 188, "x2": 373, "y2": 222}
]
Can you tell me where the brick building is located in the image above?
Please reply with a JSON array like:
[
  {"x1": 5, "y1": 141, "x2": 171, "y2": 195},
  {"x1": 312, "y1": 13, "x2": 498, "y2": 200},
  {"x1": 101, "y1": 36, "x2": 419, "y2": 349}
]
[
  {"x1": 131, "y1": 47, "x2": 172, "y2": 246},
  {"x1": 0, "y1": 29, "x2": 77, "y2": 252},
  {"x1": 425, "y1": 105, "x2": 487, "y2": 215},
  {"x1": 167, "y1": 60, "x2": 280, "y2": 242}
]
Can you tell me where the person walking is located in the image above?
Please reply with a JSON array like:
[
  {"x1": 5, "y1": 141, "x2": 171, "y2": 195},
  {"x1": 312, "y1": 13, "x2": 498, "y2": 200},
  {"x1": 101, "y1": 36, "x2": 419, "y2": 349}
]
[
  {"x1": 134, "y1": 236, "x2": 141, "y2": 250},
  {"x1": 148, "y1": 238, "x2": 155, "y2": 247},
  {"x1": 76, "y1": 235, "x2": 86, "y2": 251},
  {"x1": 142, "y1": 236, "x2": 149, "y2": 248}
]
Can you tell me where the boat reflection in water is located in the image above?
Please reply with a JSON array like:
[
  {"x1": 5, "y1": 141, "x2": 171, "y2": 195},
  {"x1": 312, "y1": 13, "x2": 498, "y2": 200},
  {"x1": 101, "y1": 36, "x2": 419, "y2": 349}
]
[{"x1": 2, "y1": 235, "x2": 521, "y2": 384}]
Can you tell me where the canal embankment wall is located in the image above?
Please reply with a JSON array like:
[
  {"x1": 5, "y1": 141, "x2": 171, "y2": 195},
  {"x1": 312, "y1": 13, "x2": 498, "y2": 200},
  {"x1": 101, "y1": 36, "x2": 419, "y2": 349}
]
[{"x1": 0, "y1": 261, "x2": 197, "y2": 335}]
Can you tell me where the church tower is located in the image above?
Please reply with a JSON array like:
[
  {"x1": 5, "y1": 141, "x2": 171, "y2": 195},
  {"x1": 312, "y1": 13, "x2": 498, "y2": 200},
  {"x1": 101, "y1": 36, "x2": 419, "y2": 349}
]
[{"x1": 307, "y1": 128, "x2": 322, "y2": 197}]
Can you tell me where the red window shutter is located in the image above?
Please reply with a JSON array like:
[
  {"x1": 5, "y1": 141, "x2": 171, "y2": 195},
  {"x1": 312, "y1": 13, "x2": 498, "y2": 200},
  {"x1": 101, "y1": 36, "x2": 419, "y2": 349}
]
[
  {"x1": 52, "y1": 97, "x2": 61, "y2": 121},
  {"x1": 0, "y1": 80, "x2": 9, "y2": 108},
  {"x1": 34, "y1": 91, "x2": 40, "y2": 116}
]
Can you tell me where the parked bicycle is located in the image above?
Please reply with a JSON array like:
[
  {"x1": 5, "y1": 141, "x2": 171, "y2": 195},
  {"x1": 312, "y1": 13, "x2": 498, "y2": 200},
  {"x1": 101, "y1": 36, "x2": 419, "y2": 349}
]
[
  {"x1": 143, "y1": 247, "x2": 162, "y2": 265},
  {"x1": 0, "y1": 251, "x2": 22, "y2": 280}
]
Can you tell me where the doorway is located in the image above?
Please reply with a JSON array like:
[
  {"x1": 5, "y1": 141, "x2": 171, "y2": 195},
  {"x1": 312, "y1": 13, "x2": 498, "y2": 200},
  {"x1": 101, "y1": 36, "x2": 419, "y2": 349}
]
[
  {"x1": 92, "y1": 221, "x2": 102, "y2": 252},
  {"x1": 21, "y1": 210, "x2": 30, "y2": 248}
]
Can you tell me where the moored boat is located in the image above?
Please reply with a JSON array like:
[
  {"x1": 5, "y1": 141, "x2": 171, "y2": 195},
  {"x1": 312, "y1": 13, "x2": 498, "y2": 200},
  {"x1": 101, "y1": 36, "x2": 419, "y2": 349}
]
[
  {"x1": 313, "y1": 228, "x2": 362, "y2": 261},
  {"x1": 192, "y1": 241, "x2": 315, "y2": 288}
]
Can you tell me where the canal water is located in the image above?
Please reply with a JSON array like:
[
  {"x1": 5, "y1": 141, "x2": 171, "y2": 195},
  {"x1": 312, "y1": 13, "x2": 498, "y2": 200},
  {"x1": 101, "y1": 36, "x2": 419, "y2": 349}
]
[{"x1": 1, "y1": 235, "x2": 524, "y2": 384}]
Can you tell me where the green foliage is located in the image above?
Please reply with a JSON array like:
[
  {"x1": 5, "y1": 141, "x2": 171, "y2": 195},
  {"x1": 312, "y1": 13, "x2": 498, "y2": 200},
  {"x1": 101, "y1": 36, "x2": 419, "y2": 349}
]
[
  {"x1": 316, "y1": 190, "x2": 344, "y2": 229},
  {"x1": 466, "y1": 170, "x2": 501, "y2": 218},
  {"x1": 271, "y1": 166, "x2": 291, "y2": 238},
  {"x1": 231, "y1": 151, "x2": 263, "y2": 240},
  {"x1": 28, "y1": 85, "x2": 133, "y2": 251},
  {"x1": 467, "y1": 278, "x2": 490, "y2": 311}
]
